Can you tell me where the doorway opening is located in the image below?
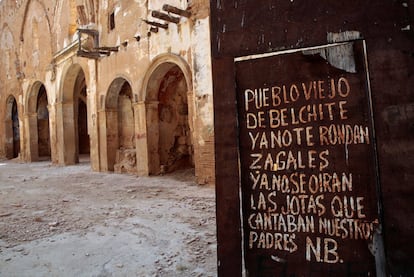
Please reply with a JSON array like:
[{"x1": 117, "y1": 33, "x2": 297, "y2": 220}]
[
  {"x1": 146, "y1": 63, "x2": 194, "y2": 174},
  {"x1": 105, "y1": 78, "x2": 136, "y2": 173},
  {"x1": 61, "y1": 64, "x2": 89, "y2": 164},
  {"x1": 5, "y1": 96, "x2": 20, "y2": 159},
  {"x1": 37, "y1": 85, "x2": 51, "y2": 160}
]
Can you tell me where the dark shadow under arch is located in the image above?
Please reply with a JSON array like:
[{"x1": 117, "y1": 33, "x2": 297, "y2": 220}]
[
  {"x1": 145, "y1": 63, "x2": 194, "y2": 175},
  {"x1": 105, "y1": 78, "x2": 135, "y2": 172},
  {"x1": 5, "y1": 95, "x2": 20, "y2": 159}
]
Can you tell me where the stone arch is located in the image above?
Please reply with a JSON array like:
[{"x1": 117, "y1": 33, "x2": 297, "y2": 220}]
[
  {"x1": 5, "y1": 95, "x2": 20, "y2": 159},
  {"x1": 58, "y1": 63, "x2": 89, "y2": 164},
  {"x1": 19, "y1": 0, "x2": 53, "y2": 80},
  {"x1": 59, "y1": 63, "x2": 90, "y2": 103},
  {"x1": 104, "y1": 77, "x2": 136, "y2": 172},
  {"x1": 142, "y1": 54, "x2": 194, "y2": 175},
  {"x1": 142, "y1": 54, "x2": 193, "y2": 102},
  {"x1": 25, "y1": 81, "x2": 51, "y2": 161},
  {"x1": 20, "y1": 0, "x2": 52, "y2": 43},
  {"x1": 0, "y1": 25, "x2": 16, "y2": 80}
]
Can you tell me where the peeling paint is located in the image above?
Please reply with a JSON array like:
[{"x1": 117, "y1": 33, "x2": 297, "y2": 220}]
[
  {"x1": 0, "y1": 0, "x2": 215, "y2": 185},
  {"x1": 302, "y1": 32, "x2": 361, "y2": 73}
]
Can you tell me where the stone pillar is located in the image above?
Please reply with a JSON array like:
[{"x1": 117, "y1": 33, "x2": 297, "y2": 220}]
[
  {"x1": 133, "y1": 101, "x2": 149, "y2": 176},
  {"x1": 55, "y1": 101, "x2": 77, "y2": 165},
  {"x1": 89, "y1": 111, "x2": 99, "y2": 171},
  {"x1": 186, "y1": 91, "x2": 196, "y2": 166},
  {"x1": 87, "y1": 87, "x2": 100, "y2": 171},
  {"x1": 146, "y1": 101, "x2": 160, "y2": 175},
  {"x1": 24, "y1": 113, "x2": 39, "y2": 162},
  {"x1": 54, "y1": 102, "x2": 65, "y2": 165},
  {"x1": 62, "y1": 102, "x2": 77, "y2": 165},
  {"x1": 190, "y1": 94, "x2": 216, "y2": 185},
  {"x1": 4, "y1": 119, "x2": 13, "y2": 159},
  {"x1": 47, "y1": 104, "x2": 58, "y2": 164},
  {"x1": 97, "y1": 109, "x2": 108, "y2": 171},
  {"x1": 105, "y1": 109, "x2": 118, "y2": 171}
]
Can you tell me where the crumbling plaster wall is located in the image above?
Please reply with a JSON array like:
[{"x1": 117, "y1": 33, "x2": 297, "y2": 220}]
[
  {"x1": 0, "y1": 23, "x2": 20, "y2": 159},
  {"x1": 0, "y1": 0, "x2": 31, "y2": 160},
  {"x1": 96, "y1": 0, "x2": 215, "y2": 183},
  {"x1": 0, "y1": 0, "x2": 215, "y2": 184},
  {"x1": 0, "y1": 0, "x2": 97, "y2": 167}
]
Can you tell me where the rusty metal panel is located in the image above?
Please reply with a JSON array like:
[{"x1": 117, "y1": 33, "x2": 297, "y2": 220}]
[
  {"x1": 211, "y1": 1, "x2": 414, "y2": 275},
  {"x1": 235, "y1": 41, "x2": 379, "y2": 276},
  {"x1": 210, "y1": 1, "x2": 408, "y2": 58},
  {"x1": 212, "y1": 57, "x2": 243, "y2": 276}
]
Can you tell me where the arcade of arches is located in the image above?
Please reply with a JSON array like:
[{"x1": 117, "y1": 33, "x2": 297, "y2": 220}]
[
  {"x1": 102, "y1": 63, "x2": 195, "y2": 176},
  {"x1": 2, "y1": 59, "x2": 213, "y2": 183},
  {"x1": 0, "y1": 0, "x2": 215, "y2": 185}
]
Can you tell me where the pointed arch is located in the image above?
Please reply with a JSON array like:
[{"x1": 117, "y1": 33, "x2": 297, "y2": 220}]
[
  {"x1": 19, "y1": 0, "x2": 52, "y2": 43},
  {"x1": 1, "y1": 24, "x2": 15, "y2": 49},
  {"x1": 1, "y1": 24, "x2": 18, "y2": 80},
  {"x1": 19, "y1": 0, "x2": 53, "y2": 77}
]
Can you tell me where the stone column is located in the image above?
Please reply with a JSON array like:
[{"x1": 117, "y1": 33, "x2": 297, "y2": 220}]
[
  {"x1": 24, "y1": 112, "x2": 39, "y2": 162},
  {"x1": 146, "y1": 101, "x2": 160, "y2": 175},
  {"x1": 54, "y1": 102, "x2": 65, "y2": 165},
  {"x1": 186, "y1": 91, "x2": 196, "y2": 166},
  {"x1": 133, "y1": 101, "x2": 149, "y2": 176},
  {"x1": 87, "y1": 87, "x2": 100, "y2": 171},
  {"x1": 47, "y1": 104, "x2": 58, "y2": 164},
  {"x1": 54, "y1": 101, "x2": 77, "y2": 165},
  {"x1": 105, "y1": 109, "x2": 118, "y2": 171},
  {"x1": 4, "y1": 119, "x2": 13, "y2": 159},
  {"x1": 62, "y1": 102, "x2": 77, "y2": 165},
  {"x1": 97, "y1": 109, "x2": 108, "y2": 171}
]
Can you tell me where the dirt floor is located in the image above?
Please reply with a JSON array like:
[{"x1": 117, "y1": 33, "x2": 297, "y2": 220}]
[{"x1": 0, "y1": 158, "x2": 217, "y2": 277}]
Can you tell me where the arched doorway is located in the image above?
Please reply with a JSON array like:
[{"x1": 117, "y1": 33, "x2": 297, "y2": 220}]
[
  {"x1": 5, "y1": 96, "x2": 20, "y2": 159},
  {"x1": 105, "y1": 78, "x2": 135, "y2": 173},
  {"x1": 60, "y1": 64, "x2": 89, "y2": 164},
  {"x1": 27, "y1": 83, "x2": 51, "y2": 161},
  {"x1": 77, "y1": 78, "x2": 89, "y2": 156},
  {"x1": 146, "y1": 63, "x2": 194, "y2": 174},
  {"x1": 36, "y1": 85, "x2": 51, "y2": 159}
]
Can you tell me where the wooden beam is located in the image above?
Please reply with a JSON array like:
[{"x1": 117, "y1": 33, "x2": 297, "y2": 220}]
[
  {"x1": 143, "y1": 19, "x2": 168, "y2": 29},
  {"x1": 95, "y1": 46, "x2": 119, "y2": 52},
  {"x1": 162, "y1": 4, "x2": 191, "y2": 18},
  {"x1": 151, "y1": 10, "x2": 180, "y2": 24},
  {"x1": 77, "y1": 50, "x2": 101, "y2": 59}
]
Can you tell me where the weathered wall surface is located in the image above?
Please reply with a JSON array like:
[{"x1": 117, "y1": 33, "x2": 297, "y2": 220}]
[
  {"x1": 0, "y1": 0, "x2": 215, "y2": 185},
  {"x1": 211, "y1": 1, "x2": 414, "y2": 276}
]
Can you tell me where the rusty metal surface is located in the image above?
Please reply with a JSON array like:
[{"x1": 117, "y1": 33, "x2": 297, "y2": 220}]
[
  {"x1": 210, "y1": 1, "x2": 409, "y2": 58},
  {"x1": 211, "y1": 1, "x2": 414, "y2": 276},
  {"x1": 235, "y1": 42, "x2": 378, "y2": 276},
  {"x1": 212, "y1": 57, "x2": 243, "y2": 276}
]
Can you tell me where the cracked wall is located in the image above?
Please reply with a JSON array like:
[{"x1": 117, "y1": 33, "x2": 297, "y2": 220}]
[{"x1": 0, "y1": 0, "x2": 215, "y2": 185}]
